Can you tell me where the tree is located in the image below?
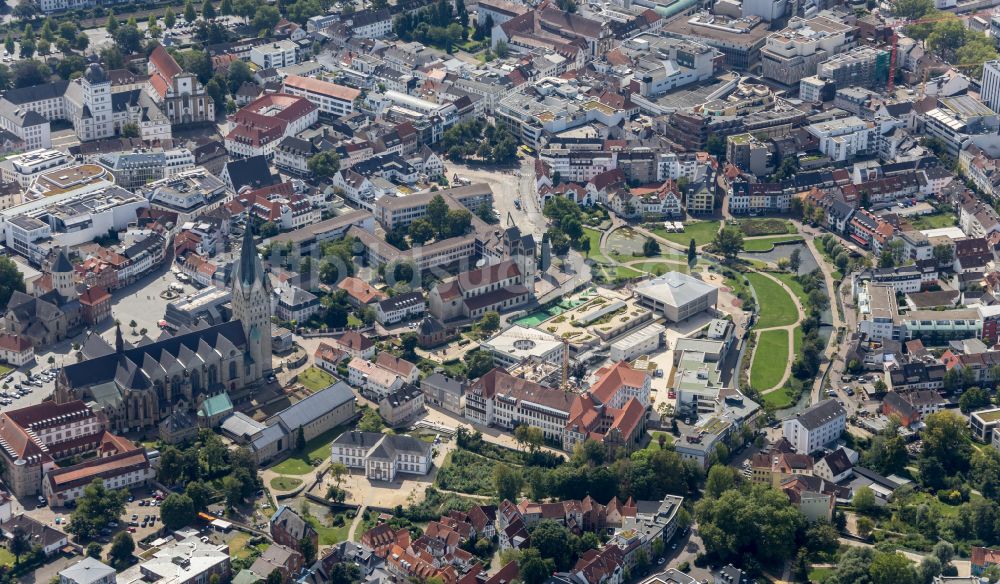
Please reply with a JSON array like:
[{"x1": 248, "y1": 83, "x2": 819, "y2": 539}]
[
  {"x1": 222, "y1": 475, "x2": 243, "y2": 508},
  {"x1": 67, "y1": 479, "x2": 127, "y2": 540},
  {"x1": 853, "y1": 485, "x2": 877, "y2": 515},
  {"x1": 920, "y1": 556, "x2": 943, "y2": 584},
  {"x1": 252, "y1": 5, "x2": 280, "y2": 31},
  {"x1": 357, "y1": 407, "x2": 384, "y2": 433},
  {"x1": 113, "y1": 24, "x2": 143, "y2": 54},
  {"x1": 259, "y1": 221, "x2": 279, "y2": 238},
  {"x1": 267, "y1": 569, "x2": 283, "y2": 584},
  {"x1": 4, "y1": 34, "x2": 14, "y2": 55},
  {"x1": 119, "y1": 122, "x2": 140, "y2": 138},
  {"x1": 308, "y1": 150, "x2": 340, "y2": 180},
  {"x1": 227, "y1": 59, "x2": 252, "y2": 94},
  {"x1": 409, "y1": 219, "x2": 435, "y2": 245},
  {"x1": 445, "y1": 208, "x2": 472, "y2": 237},
  {"x1": 519, "y1": 548, "x2": 555, "y2": 584},
  {"x1": 466, "y1": 350, "x2": 494, "y2": 379},
  {"x1": 106, "y1": 10, "x2": 118, "y2": 33},
  {"x1": 184, "y1": 480, "x2": 211, "y2": 511},
  {"x1": 184, "y1": 0, "x2": 197, "y2": 22},
  {"x1": 579, "y1": 235, "x2": 591, "y2": 257},
  {"x1": 787, "y1": 247, "x2": 802, "y2": 272},
  {"x1": 921, "y1": 411, "x2": 973, "y2": 479},
  {"x1": 36, "y1": 39, "x2": 49, "y2": 55},
  {"x1": 894, "y1": 0, "x2": 934, "y2": 19},
  {"x1": 642, "y1": 237, "x2": 660, "y2": 257},
  {"x1": 12, "y1": 1, "x2": 38, "y2": 20},
  {"x1": 687, "y1": 238, "x2": 697, "y2": 268},
  {"x1": 108, "y1": 531, "x2": 136, "y2": 568},
  {"x1": 706, "y1": 134, "x2": 725, "y2": 159},
  {"x1": 203, "y1": 0, "x2": 216, "y2": 19},
  {"x1": 494, "y1": 464, "x2": 523, "y2": 501},
  {"x1": 870, "y1": 551, "x2": 919, "y2": 584},
  {"x1": 695, "y1": 484, "x2": 804, "y2": 565},
  {"x1": 476, "y1": 200, "x2": 496, "y2": 223},
  {"x1": 960, "y1": 386, "x2": 991, "y2": 414},
  {"x1": 712, "y1": 227, "x2": 744, "y2": 261},
  {"x1": 9, "y1": 528, "x2": 29, "y2": 565},
  {"x1": 927, "y1": 15, "x2": 965, "y2": 62},
  {"x1": 530, "y1": 520, "x2": 573, "y2": 570},
  {"x1": 18, "y1": 38, "x2": 34, "y2": 58},
  {"x1": 929, "y1": 540, "x2": 953, "y2": 566},
  {"x1": 477, "y1": 311, "x2": 500, "y2": 335},
  {"x1": 0, "y1": 256, "x2": 26, "y2": 309},
  {"x1": 161, "y1": 493, "x2": 196, "y2": 530},
  {"x1": 221, "y1": 0, "x2": 234, "y2": 15},
  {"x1": 300, "y1": 535, "x2": 317, "y2": 564},
  {"x1": 86, "y1": 541, "x2": 103, "y2": 559},
  {"x1": 514, "y1": 425, "x2": 544, "y2": 452},
  {"x1": 856, "y1": 516, "x2": 874, "y2": 538},
  {"x1": 296, "y1": 426, "x2": 306, "y2": 452},
  {"x1": 164, "y1": 7, "x2": 177, "y2": 28},
  {"x1": 427, "y1": 194, "x2": 449, "y2": 235},
  {"x1": 704, "y1": 465, "x2": 739, "y2": 498},
  {"x1": 330, "y1": 562, "x2": 362, "y2": 584}
]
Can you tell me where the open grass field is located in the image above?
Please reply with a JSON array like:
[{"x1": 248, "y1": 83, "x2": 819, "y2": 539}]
[
  {"x1": 0, "y1": 549, "x2": 13, "y2": 567},
  {"x1": 632, "y1": 261, "x2": 687, "y2": 276},
  {"x1": 645, "y1": 431, "x2": 675, "y2": 451},
  {"x1": 742, "y1": 235, "x2": 804, "y2": 252},
  {"x1": 268, "y1": 421, "x2": 355, "y2": 475},
  {"x1": 582, "y1": 227, "x2": 612, "y2": 264},
  {"x1": 651, "y1": 221, "x2": 721, "y2": 246},
  {"x1": 907, "y1": 212, "x2": 955, "y2": 230},
  {"x1": 751, "y1": 330, "x2": 790, "y2": 390},
  {"x1": 772, "y1": 272, "x2": 808, "y2": 306},
  {"x1": 762, "y1": 385, "x2": 797, "y2": 409},
  {"x1": 808, "y1": 567, "x2": 833, "y2": 583},
  {"x1": 298, "y1": 366, "x2": 334, "y2": 392},
  {"x1": 745, "y1": 273, "x2": 799, "y2": 328},
  {"x1": 737, "y1": 218, "x2": 797, "y2": 236},
  {"x1": 305, "y1": 511, "x2": 351, "y2": 545},
  {"x1": 270, "y1": 476, "x2": 303, "y2": 491}
]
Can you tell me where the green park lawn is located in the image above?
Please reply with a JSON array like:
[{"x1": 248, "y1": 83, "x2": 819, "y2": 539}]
[
  {"x1": 268, "y1": 422, "x2": 354, "y2": 475},
  {"x1": 741, "y1": 235, "x2": 804, "y2": 252},
  {"x1": 270, "y1": 476, "x2": 304, "y2": 491},
  {"x1": 745, "y1": 272, "x2": 799, "y2": 328},
  {"x1": 305, "y1": 511, "x2": 351, "y2": 545},
  {"x1": 907, "y1": 211, "x2": 955, "y2": 230},
  {"x1": 632, "y1": 261, "x2": 687, "y2": 276},
  {"x1": 808, "y1": 567, "x2": 833, "y2": 583},
  {"x1": 582, "y1": 227, "x2": 612, "y2": 264},
  {"x1": 652, "y1": 221, "x2": 721, "y2": 247},
  {"x1": 751, "y1": 330, "x2": 790, "y2": 391},
  {"x1": 298, "y1": 366, "x2": 334, "y2": 392},
  {"x1": 0, "y1": 549, "x2": 13, "y2": 567},
  {"x1": 772, "y1": 272, "x2": 808, "y2": 307},
  {"x1": 646, "y1": 431, "x2": 675, "y2": 451},
  {"x1": 762, "y1": 385, "x2": 797, "y2": 409}
]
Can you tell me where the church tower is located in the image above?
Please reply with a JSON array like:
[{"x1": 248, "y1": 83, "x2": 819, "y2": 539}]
[
  {"x1": 51, "y1": 249, "x2": 75, "y2": 301},
  {"x1": 231, "y1": 225, "x2": 272, "y2": 383}
]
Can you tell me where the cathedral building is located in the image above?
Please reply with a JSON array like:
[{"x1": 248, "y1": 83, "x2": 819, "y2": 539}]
[{"x1": 54, "y1": 228, "x2": 272, "y2": 432}]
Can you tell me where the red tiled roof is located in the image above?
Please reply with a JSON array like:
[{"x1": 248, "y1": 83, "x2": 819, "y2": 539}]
[
  {"x1": 0, "y1": 333, "x2": 30, "y2": 352},
  {"x1": 589, "y1": 361, "x2": 647, "y2": 403},
  {"x1": 78, "y1": 286, "x2": 110, "y2": 306}
]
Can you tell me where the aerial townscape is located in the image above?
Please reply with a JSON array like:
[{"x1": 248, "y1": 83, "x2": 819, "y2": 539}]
[{"x1": 6, "y1": 0, "x2": 1000, "y2": 583}]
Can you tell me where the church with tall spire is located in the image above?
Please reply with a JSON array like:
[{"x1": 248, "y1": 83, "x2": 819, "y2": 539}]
[
  {"x1": 231, "y1": 224, "x2": 273, "y2": 382},
  {"x1": 54, "y1": 230, "x2": 273, "y2": 432}
]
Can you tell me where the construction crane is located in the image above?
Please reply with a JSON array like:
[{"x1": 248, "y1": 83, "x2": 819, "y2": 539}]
[{"x1": 887, "y1": 9, "x2": 998, "y2": 92}]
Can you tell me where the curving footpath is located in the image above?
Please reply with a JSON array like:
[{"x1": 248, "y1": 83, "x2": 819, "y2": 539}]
[{"x1": 749, "y1": 271, "x2": 806, "y2": 394}]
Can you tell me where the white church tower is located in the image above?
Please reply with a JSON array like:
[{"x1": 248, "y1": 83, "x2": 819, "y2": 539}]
[
  {"x1": 231, "y1": 225, "x2": 272, "y2": 382},
  {"x1": 51, "y1": 249, "x2": 75, "y2": 301}
]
